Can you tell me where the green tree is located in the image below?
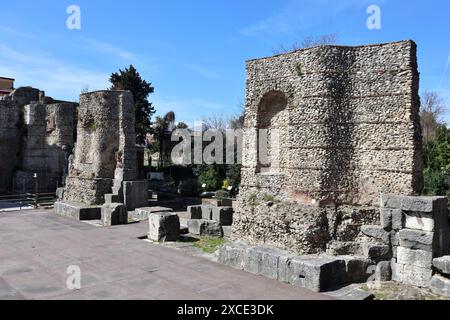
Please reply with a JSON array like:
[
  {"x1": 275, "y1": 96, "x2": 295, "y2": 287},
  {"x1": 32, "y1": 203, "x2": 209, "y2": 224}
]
[
  {"x1": 423, "y1": 124, "x2": 450, "y2": 199},
  {"x1": 110, "y1": 65, "x2": 155, "y2": 145}
]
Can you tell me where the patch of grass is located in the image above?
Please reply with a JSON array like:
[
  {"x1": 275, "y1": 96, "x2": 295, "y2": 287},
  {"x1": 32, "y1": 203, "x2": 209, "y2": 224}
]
[
  {"x1": 248, "y1": 193, "x2": 257, "y2": 206},
  {"x1": 262, "y1": 194, "x2": 280, "y2": 204},
  {"x1": 193, "y1": 237, "x2": 226, "y2": 254},
  {"x1": 363, "y1": 282, "x2": 448, "y2": 301}
]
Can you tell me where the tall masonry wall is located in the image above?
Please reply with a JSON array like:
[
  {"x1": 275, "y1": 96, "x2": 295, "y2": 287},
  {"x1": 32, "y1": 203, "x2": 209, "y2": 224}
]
[
  {"x1": 233, "y1": 40, "x2": 424, "y2": 254},
  {"x1": 63, "y1": 90, "x2": 137, "y2": 205}
]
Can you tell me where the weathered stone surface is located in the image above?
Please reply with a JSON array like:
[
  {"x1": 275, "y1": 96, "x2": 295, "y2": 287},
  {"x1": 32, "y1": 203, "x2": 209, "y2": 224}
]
[
  {"x1": 217, "y1": 242, "x2": 247, "y2": 269},
  {"x1": 187, "y1": 219, "x2": 222, "y2": 237},
  {"x1": 187, "y1": 206, "x2": 202, "y2": 219},
  {"x1": 243, "y1": 246, "x2": 282, "y2": 280},
  {"x1": 279, "y1": 255, "x2": 346, "y2": 292},
  {"x1": 362, "y1": 243, "x2": 391, "y2": 262},
  {"x1": 54, "y1": 201, "x2": 101, "y2": 220},
  {"x1": 380, "y1": 208, "x2": 392, "y2": 230},
  {"x1": 375, "y1": 261, "x2": 392, "y2": 282},
  {"x1": 105, "y1": 193, "x2": 120, "y2": 204},
  {"x1": 221, "y1": 226, "x2": 232, "y2": 238},
  {"x1": 101, "y1": 203, "x2": 128, "y2": 227},
  {"x1": 401, "y1": 197, "x2": 436, "y2": 213},
  {"x1": 397, "y1": 247, "x2": 433, "y2": 269},
  {"x1": 148, "y1": 213, "x2": 180, "y2": 242},
  {"x1": 340, "y1": 256, "x2": 372, "y2": 284},
  {"x1": 360, "y1": 225, "x2": 391, "y2": 244},
  {"x1": 433, "y1": 256, "x2": 450, "y2": 276},
  {"x1": 392, "y1": 258, "x2": 433, "y2": 288},
  {"x1": 133, "y1": 207, "x2": 173, "y2": 221},
  {"x1": 202, "y1": 198, "x2": 233, "y2": 207},
  {"x1": 430, "y1": 274, "x2": 450, "y2": 297},
  {"x1": 399, "y1": 229, "x2": 434, "y2": 252},
  {"x1": 123, "y1": 181, "x2": 148, "y2": 211},
  {"x1": 233, "y1": 41, "x2": 423, "y2": 253},
  {"x1": 391, "y1": 209, "x2": 404, "y2": 230},
  {"x1": 201, "y1": 206, "x2": 213, "y2": 220},
  {"x1": 211, "y1": 207, "x2": 233, "y2": 226},
  {"x1": 404, "y1": 211, "x2": 435, "y2": 232}
]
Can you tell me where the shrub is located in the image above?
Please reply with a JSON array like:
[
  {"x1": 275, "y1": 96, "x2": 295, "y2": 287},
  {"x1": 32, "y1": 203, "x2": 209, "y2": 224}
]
[{"x1": 198, "y1": 166, "x2": 221, "y2": 192}]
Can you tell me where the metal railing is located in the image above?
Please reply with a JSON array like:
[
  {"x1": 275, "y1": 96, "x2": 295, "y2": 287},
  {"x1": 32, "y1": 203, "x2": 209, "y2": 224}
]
[{"x1": 0, "y1": 192, "x2": 57, "y2": 212}]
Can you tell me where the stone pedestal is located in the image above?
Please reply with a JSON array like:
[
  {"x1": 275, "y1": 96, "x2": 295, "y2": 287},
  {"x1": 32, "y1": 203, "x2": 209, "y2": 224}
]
[
  {"x1": 148, "y1": 213, "x2": 180, "y2": 242},
  {"x1": 101, "y1": 203, "x2": 128, "y2": 226},
  {"x1": 54, "y1": 201, "x2": 101, "y2": 221}
]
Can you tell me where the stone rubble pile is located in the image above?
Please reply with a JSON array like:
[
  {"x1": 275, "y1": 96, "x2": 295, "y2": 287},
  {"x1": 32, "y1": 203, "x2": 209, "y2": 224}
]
[{"x1": 186, "y1": 204, "x2": 234, "y2": 238}]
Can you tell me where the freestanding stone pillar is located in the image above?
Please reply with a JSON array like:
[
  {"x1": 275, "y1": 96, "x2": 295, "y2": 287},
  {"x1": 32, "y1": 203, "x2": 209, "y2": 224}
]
[{"x1": 55, "y1": 90, "x2": 148, "y2": 221}]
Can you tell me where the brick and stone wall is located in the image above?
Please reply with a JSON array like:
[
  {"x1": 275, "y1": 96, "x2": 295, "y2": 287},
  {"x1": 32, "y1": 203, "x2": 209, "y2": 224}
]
[
  {"x1": 0, "y1": 87, "x2": 75, "y2": 193},
  {"x1": 14, "y1": 102, "x2": 76, "y2": 192},
  {"x1": 63, "y1": 90, "x2": 138, "y2": 205},
  {"x1": 233, "y1": 40, "x2": 424, "y2": 254}
]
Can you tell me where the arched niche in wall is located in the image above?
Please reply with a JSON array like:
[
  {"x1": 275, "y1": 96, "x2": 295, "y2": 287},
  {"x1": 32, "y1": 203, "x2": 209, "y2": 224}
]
[{"x1": 256, "y1": 90, "x2": 288, "y2": 174}]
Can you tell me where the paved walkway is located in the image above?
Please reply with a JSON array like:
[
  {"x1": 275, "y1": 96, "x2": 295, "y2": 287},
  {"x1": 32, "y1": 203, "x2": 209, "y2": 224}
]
[{"x1": 0, "y1": 210, "x2": 331, "y2": 300}]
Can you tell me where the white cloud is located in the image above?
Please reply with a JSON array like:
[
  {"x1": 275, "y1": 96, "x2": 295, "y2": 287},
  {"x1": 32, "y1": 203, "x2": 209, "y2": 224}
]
[
  {"x1": 80, "y1": 37, "x2": 138, "y2": 61},
  {"x1": 0, "y1": 24, "x2": 33, "y2": 39},
  {"x1": 0, "y1": 44, "x2": 109, "y2": 101}
]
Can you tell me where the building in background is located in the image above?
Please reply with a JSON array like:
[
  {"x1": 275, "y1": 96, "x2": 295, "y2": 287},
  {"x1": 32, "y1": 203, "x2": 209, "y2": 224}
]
[{"x1": 0, "y1": 77, "x2": 14, "y2": 96}]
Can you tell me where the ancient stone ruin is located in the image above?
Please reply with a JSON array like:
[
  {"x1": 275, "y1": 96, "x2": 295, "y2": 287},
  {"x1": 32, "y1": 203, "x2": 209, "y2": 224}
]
[
  {"x1": 0, "y1": 87, "x2": 76, "y2": 193},
  {"x1": 55, "y1": 90, "x2": 148, "y2": 223},
  {"x1": 219, "y1": 40, "x2": 449, "y2": 293},
  {"x1": 233, "y1": 40, "x2": 424, "y2": 254}
]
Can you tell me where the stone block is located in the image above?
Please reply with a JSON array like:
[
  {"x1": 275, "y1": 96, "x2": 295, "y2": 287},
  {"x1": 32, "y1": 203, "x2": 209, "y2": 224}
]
[
  {"x1": 390, "y1": 231, "x2": 400, "y2": 247},
  {"x1": 123, "y1": 181, "x2": 149, "y2": 211},
  {"x1": 375, "y1": 261, "x2": 392, "y2": 282},
  {"x1": 380, "y1": 208, "x2": 392, "y2": 230},
  {"x1": 433, "y1": 256, "x2": 450, "y2": 276},
  {"x1": 430, "y1": 274, "x2": 450, "y2": 297},
  {"x1": 201, "y1": 206, "x2": 213, "y2": 220},
  {"x1": 381, "y1": 195, "x2": 403, "y2": 209},
  {"x1": 133, "y1": 207, "x2": 173, "y2": 221},
  {"x1": 279, "y1": 255, "x2": 347, "y2": 292},
  {"x1": 217, "y1": 241, "x2": 246, "y2": 269},
  {"x1": 56, "y1": 187, "x2": 65, "y2": 200},
  {"x1": 404, "y1": 211, "x2": 435, "y2": 232},
  {"x1": 360, "y1": 225, "x2": 390, "y2": 244},
  {"x1": 397, "y1": 247, "x2": 433, "y2": 269},
  {"x1": 221, "y1": 226, "x2": 232, "y2": 238},
  {"x1": 105, "y1": 193, "x2": 120, "y2": 204},
  {"x1": 391, "y1": 209, "x2": 404, "y2": 230},
  {"x1": 243, "y1": 246, "x2": 282, "y2": 280},
  {"x1": 202, "y1": 198, "x2": 233, "y2": 207},
  {"x1": 101, "y1": 203, "x2": 128, "y2": 227},
  {"x1": 399, "y1": 229, "x2": 434, "y2": 252},
  {"x1": 395, "y1": 263, "x2": 433, "y2": 288},
  {"x1": 340, "y1": 256, "x2": 373, "y2": 284},
  {"x1": 362, "y1": 243, "x2": 391, "y2": 262},
  {"x1": 401, "y1": 197, "x2": 437, "y2": 213},
  {"x1": 54, "y1": 201, "x2": 101, "y2": 221},
  {"x1": 148, "y1": 212, "x2": 180, "y2": 242},
  {"x1": 187, "y1": 219, "x2": 222, "y2": 237},
  {"x1": 211, "y1": 207, "x2": 233, "y2": 226},
  {"x1": 187, "y1": 206, "x2": 202, "y2": 219}
]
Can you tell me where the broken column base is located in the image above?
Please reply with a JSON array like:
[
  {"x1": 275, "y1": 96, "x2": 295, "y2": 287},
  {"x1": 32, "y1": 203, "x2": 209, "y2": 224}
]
[
  {"x1": 101, "y1": 203, "x2": 128, "y2": 226},
  {"x1": 54, "y1": 201, "x2": 101, "y2": 221},
  {"x1": 217, "y1": 241, "x2": 374, "y2": 292}
]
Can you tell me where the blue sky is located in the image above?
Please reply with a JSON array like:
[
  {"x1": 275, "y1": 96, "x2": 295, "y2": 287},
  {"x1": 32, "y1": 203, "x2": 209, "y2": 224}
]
[{"x1": 0, "y1": 0, "x2": 449, "y2": 125}]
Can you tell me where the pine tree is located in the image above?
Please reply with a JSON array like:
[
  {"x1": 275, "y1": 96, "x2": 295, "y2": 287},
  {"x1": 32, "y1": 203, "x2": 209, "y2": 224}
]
[{"x1": 110, "y1": 65, "x2": 155, "y2": 145}]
